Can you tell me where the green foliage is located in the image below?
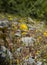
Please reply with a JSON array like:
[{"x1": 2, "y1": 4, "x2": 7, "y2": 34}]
[{"x1": 0, "y1": 0, "x2": 47, "y2": 20}]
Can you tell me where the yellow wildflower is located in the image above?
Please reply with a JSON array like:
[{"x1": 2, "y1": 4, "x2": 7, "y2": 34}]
[
  {"x1": 20, "y1": 23, "x2": 28, "y2": 31},
  {"x1": 44, "y1": 31, "x2": 47, "y2": 37}
]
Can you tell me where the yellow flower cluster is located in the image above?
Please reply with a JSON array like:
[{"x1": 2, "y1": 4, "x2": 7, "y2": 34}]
[{"x1": 44, "y1": 30, "x2": 47, "y2": 37}]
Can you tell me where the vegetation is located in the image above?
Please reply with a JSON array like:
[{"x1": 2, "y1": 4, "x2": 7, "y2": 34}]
[
  {"x1": 0, "y1": 0, "x2": 47, "y2": 65},
  {"x1": 0, "y1": 0, "x2": 47, "y2": 18}
]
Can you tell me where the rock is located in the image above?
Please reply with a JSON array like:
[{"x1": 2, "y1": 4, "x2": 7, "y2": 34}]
[
  {"x1": 1, "y1": 46, "x2": 6, "y2": 52},
  {"x1": 21, "y1": 37, "x2": 36, "y2": 46},
  {"x1": 37, "y1": 61, "x2": 42, "y2": 65},
  {"x1": 1, "y1": 53, "x2": 6, "y2": 58},
  {"x1": 17, "y1": 47, "x2": 23, "y2": 52},
  {"x1": 7, "y1": 49, "x2": 13, "y2": 59},
  {"x1": 28, "y1": 56, "x2": 35, "y2": 64},
  {"x1": 0, "y1": 46, "x2": 13, "y2": 60},
  {"x1": 15, "y1": 32, "x2": 21, "y2": 37},
  {"x1": 0, "y1": 20, "x2": 9, "y2": 28}
]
